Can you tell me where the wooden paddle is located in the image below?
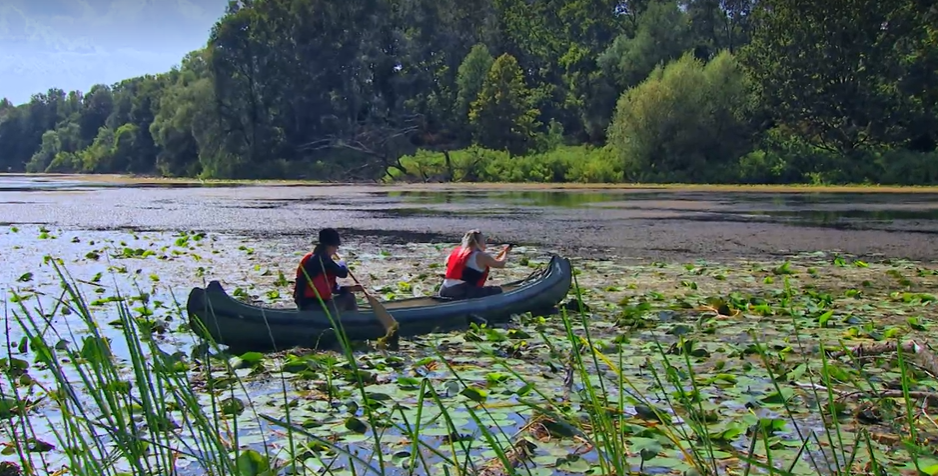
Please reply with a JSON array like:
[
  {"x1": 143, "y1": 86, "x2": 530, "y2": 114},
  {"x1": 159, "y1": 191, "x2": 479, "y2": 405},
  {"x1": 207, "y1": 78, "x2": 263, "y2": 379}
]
[{"x1": 334, "y1": 253, "x2": 400, "y2": 350}]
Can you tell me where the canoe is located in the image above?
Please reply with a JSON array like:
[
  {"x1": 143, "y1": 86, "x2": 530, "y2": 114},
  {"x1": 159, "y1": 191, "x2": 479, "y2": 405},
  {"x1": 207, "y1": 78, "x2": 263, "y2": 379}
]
[{"x1": 186, "y1": 253, "x2": 573, "y2": 353}]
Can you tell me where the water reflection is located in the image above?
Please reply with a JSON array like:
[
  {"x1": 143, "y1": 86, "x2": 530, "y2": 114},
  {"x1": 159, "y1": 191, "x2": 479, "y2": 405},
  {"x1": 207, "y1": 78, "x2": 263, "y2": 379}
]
[{"x1": 381, "y1": 189, "x2": 938, "y2": 231}]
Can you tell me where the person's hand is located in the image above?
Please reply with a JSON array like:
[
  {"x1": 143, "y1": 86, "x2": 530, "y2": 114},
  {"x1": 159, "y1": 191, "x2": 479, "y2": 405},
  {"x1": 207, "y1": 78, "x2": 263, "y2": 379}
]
[{"x1": 337, "y1": 259, "x2": 348, "y2": 269}]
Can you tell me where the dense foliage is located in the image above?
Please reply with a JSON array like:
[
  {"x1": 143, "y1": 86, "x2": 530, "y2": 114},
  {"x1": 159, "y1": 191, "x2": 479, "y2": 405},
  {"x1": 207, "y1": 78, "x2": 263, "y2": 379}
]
[{"x1": 1, "y1": 0, "x2": 935, "y2": 184}]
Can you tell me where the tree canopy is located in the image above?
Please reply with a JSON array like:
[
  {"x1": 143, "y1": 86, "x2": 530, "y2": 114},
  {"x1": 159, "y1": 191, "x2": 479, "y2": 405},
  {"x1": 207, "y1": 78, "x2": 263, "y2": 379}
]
[{"x1": 1, "y1": 0, "x2": 935, "y2": 184}]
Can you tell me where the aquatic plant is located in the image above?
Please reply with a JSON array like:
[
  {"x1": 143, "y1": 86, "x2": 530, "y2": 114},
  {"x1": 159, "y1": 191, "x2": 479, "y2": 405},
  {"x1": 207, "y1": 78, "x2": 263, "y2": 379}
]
[{"x1": 3, "y1": 243, "x2": 938, "y2": 475}]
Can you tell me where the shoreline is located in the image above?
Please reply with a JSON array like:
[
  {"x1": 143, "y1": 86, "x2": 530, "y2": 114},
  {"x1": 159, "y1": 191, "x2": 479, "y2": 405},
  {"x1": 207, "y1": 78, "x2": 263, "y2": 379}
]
[{"x1": 5, "y1": 172, "x2": 938, "y2": 194}]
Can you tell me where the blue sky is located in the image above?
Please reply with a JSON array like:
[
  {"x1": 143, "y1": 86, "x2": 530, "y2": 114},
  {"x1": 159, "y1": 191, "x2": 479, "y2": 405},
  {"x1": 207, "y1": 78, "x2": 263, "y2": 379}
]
[{"x1": 1, "y1": 0, "x2": 229, "y2": 105}]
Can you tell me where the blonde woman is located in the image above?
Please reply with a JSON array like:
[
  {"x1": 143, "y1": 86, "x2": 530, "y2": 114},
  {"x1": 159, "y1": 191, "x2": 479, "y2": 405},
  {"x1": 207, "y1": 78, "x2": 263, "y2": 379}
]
[{"x1": 439, "y1": 230, "x2": 512, "y2": 300}]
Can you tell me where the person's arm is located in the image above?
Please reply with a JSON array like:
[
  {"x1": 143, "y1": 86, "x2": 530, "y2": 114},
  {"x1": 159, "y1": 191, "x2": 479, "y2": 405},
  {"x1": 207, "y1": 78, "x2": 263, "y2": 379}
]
[
  {"x1": 320, "y1": 255, "x2": 350, "y2": 278},
  {"x1": 476, "y1": 250, "x2": 509, "y2": 269},
  {"x1": 303, "y1": 254, "x2": 350, "y2": 279}
]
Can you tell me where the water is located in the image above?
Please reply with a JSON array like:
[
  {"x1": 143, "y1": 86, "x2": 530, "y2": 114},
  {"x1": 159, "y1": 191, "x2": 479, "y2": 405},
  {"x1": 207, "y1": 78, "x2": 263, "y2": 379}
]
[
  {"x1": 2, "y1": 175, "x2": 938, "y2": 474},
  {"x1": 3, "y1": 176, "x2": 938, "y2": 263},
  {"x1": 386, "y1": 188, "x2": 938, "y2": 230}
]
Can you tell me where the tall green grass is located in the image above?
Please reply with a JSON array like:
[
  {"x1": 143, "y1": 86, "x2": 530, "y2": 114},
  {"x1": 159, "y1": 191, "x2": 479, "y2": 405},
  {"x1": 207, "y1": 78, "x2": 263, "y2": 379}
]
[{"x1": 1, "y1": 260, "x2": 933, "y2": 475}]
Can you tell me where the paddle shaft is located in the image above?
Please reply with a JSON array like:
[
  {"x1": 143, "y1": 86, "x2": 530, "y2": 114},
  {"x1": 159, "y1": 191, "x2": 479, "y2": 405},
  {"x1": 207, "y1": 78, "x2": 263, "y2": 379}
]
[{"x1": 333, "y1": 254, "x2": 399, "y2": 335}]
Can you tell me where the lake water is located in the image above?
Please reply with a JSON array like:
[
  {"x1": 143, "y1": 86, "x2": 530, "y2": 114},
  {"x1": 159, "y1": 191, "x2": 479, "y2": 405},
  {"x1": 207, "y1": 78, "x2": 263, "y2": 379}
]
[
  {"x1": 2, "y1": 174, "x2": 938, "y2": 262},
  {"x1": 3, "y1": 174, "x2": 938, "y2": 475}
]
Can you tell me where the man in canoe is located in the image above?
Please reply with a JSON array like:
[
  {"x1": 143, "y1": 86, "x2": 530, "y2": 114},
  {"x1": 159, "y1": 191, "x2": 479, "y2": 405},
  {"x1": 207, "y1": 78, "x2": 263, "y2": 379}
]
[
  {"x1": 294, "y1": 228, "x2": 363, "y2": 313},
  {"x1": 439, "y1": 229, "x2": 512, "y2": 300}
]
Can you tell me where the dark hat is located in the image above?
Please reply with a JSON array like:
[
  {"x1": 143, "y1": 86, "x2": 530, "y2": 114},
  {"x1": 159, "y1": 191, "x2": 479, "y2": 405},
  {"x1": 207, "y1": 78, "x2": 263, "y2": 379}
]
[{"x1": 318, "y1": 228, "x2": 341, "y2": 246}]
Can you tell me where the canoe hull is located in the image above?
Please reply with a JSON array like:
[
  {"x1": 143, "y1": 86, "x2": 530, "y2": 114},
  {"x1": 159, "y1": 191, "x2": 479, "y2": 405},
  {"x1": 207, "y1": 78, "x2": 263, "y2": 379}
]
[{"x1": 186, "y1": 254, "x2": 572, "y2": 353}]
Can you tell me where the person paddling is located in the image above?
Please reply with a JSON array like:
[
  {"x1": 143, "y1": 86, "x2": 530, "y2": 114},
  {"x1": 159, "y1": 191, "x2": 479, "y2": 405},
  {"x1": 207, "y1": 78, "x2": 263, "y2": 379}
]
[
  {"x1": 439, "y1": 229, "x2": 511, "y2": 300},
  {"x1": 294, "y1": 228, "x2": 362, "y2": 312}
]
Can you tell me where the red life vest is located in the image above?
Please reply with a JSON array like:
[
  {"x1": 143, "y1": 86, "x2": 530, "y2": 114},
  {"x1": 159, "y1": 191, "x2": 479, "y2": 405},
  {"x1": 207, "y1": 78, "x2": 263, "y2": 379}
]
[
  {"x1": 444, "y1": 246, "x2": 489, "y2": 287},
  {"x1": 295, "y1": 252, "x2": 337, "y2": 301}
]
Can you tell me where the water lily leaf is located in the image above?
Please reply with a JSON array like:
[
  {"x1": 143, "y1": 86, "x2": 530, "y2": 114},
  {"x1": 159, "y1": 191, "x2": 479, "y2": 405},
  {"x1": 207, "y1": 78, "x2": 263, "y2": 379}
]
[
  {"x1": 235, "y1": 449, "x2": 270, "y2": 476},
  {"x1": 786, "y1": 363, "x2": 807, "y2": 382},
  {"x1": 817, "y1": 309, "x2": 834, "y2": 327},
  {"x1": 708, "y1": 422, "x2": 745, "y2": 442},
  {"x1": 344, "y1": 416, "x2": 367, "y2": 434},
  {"x1": 26, "y1": 438, "x2": 54, "y2": 452},
  {"x1": 759, "y1": 388, "x2": 794, "y2": 405},
  {"x1": 238, "y1": 352, "x2": 265, "y2": 365},
  {"x1": 459, "y1": 386, "x2": 487, "y2": 403},
  {"x1": 396, "y1": 376, "x2": 421, "y2": 389},
  {"x1": 634, "y1": 404, "x2": 671, "y2": 423},
  {"x1": 919, "y1": 463, "x2": 938, "y2": 476},
  {"x1": 486, "y1": 372, "x2": 511, "y2": 385},
  {"x1": 709, "y1": 373, "x2": 738, "y2": 386},
  {"x1": 79, "y1": 336, "x2": 113, "y2": 364},
  {"x1": 391, "y1": 451, "x2": 411, "y2": 466},
  {"x1": 555, "y1": 454, "x2": 591, "y2": 473},
  {"x1": 220, "y1": 397, "x2": 245, "y2": 416}
]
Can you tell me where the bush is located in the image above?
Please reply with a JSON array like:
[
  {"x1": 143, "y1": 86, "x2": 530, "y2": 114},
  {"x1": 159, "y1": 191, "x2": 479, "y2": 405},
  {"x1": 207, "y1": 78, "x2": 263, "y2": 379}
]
[
  {"x1": 607, "y1": 50, "x2": 757, "y2": 183},
  {"x1": 385, "y1": 145, "x2": 623, "y2": 184},
  {"x1": 868, "y1": 149, "x2": 938, "y2": 185}
]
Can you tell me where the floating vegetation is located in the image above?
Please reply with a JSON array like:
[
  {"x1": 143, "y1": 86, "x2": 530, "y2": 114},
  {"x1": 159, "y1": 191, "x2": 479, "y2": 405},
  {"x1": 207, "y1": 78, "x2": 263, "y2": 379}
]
[{"x1": 2, "y1": 225, "x2": 938, "y2": 475}]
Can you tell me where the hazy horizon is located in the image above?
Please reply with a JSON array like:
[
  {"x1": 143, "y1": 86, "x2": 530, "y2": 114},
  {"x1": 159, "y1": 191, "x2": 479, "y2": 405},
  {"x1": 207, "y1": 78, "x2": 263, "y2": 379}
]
[{"x1": 1, "y1": 0, "x2": 229, "y2": 105}]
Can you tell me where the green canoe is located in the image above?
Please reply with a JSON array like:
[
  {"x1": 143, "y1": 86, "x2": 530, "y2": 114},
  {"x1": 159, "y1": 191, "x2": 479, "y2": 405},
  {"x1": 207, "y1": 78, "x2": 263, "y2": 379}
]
[{"x1": 186, "y1": 254, "x2": 572, "y2": 353}]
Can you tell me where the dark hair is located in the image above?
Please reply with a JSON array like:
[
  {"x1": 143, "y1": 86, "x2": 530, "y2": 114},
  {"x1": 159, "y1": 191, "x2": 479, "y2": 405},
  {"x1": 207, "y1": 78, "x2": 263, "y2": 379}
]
[{"x1": 318, "y1": 228, "x2": 341, "y2": 247}]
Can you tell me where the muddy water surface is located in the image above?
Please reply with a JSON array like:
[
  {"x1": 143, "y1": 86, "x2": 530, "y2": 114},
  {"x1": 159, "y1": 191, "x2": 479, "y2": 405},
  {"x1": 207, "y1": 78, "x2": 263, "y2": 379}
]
[{"x1": 3, "y1": 175, "x2": 938, "y2": 262}]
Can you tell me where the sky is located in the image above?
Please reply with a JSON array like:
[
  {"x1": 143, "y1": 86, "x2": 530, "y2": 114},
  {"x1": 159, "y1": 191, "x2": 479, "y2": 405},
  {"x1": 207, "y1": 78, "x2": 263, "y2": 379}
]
[{"x1": 1, "y1": 0, "x2": 229, "y2": 105}]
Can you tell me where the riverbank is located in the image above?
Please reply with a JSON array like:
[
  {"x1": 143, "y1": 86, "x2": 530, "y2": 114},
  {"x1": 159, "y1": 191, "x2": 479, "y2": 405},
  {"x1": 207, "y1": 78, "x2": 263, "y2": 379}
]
[{"x1": 7, "y1": 173, "x2": 938, "y2": 194}]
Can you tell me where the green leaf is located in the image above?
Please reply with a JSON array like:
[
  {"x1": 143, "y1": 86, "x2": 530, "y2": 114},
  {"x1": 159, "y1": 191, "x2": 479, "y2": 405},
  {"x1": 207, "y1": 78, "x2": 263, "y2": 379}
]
[
  {"x1": 235, "y1": 449, "x2": 270, "y2": 476},
  {"x1": 459, "y1": 386, "x2": 488, "y2": 403},
  {"x1": 344, "y1": 416, "x2": 368, "y2": 434}
]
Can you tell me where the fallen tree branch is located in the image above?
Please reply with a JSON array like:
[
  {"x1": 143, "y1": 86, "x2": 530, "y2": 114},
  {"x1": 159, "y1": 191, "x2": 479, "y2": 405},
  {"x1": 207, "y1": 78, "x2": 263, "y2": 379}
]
[
  {"x1": 827, "y1": 340, "x2": 938, "y2": 377},
  {"x1": 850, "y1": 390, "x2": 938, "y2": 406},
  {"x1": 794, "y1": 381, "x2": 938, "y2": 406},
  {"x1": 827, "y1": 341, "x2": 917, "y2": 359}
]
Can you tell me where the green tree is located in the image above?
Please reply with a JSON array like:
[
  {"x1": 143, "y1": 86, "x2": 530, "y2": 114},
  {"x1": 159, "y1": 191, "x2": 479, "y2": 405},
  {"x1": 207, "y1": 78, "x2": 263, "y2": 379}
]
[
  {"x1": 469, "y1": 53, "x2": 541, "y2": 156},
  {"x1": 79, "y1": 85, "x2": 114, "y2": 145},
  {"x1": 455, "y1": 44, "x2": 495, "y2": 125},
  {"x1": 598, "y1": 0, "x2": 694, "y2": 90},
  {"x1": 607, "y1": 51, "x2": 756, "y2": 182},
  {"x1": 740, "y1": 0, "x2": 936, "y2": 156}
]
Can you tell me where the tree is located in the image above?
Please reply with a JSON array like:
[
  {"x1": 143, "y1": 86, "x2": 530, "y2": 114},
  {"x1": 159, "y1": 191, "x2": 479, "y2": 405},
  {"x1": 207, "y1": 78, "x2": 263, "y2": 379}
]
[
  {"x1": 469, "y1": 53, "x2": 541, "y2": 156},
  {"x1": 79, "y1": 85, "x2": 114, "y2": 145},
  {"x1": 740, "y1": 0, "x2": 936, "y2": 156},
  {"x1": 455, "y1": 44, "x2": 495, "y2": 126},
  {"x1": 598, "y1": 0, "x2": 694, "y2": 90},
  {"x1": 607, "y1": 51, "x2": 756, "y2": 182}
]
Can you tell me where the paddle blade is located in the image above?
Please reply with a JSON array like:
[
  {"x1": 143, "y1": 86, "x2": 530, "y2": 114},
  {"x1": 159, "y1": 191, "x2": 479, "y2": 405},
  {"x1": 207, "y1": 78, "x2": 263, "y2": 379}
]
[
  {"x1": 366, "y1": 294, "x2": 396, "y2": 328},
  {"x1": 364, "y1": 293, "x2": 400, "y2": 350}
]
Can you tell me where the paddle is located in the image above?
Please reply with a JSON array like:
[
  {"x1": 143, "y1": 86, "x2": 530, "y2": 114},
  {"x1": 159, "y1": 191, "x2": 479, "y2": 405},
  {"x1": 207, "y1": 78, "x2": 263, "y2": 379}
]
[{"x1": 334, "y1": 253, "x2": 400, "y2": 350}]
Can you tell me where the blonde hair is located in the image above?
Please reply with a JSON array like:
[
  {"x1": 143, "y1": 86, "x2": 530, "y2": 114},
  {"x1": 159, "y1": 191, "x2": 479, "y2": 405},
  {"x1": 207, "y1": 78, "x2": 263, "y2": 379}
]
[{"x1": 461, "y1": 229, "x2": 484, "y2": 250}]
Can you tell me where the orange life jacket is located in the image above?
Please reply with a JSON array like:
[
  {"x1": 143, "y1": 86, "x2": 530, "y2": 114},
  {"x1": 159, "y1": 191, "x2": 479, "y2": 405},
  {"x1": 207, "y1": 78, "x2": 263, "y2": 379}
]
[
  {"x1": 295, "y1": 252, "x2": 337, "y2": 301},
  {"x1": 444, "y1": 246, "x2": 489, "y2": 287}
]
